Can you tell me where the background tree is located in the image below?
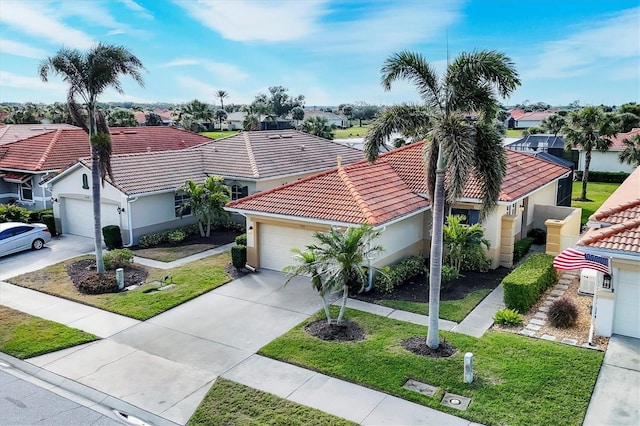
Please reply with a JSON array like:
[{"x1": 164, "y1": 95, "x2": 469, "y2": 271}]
[
  {"x1": 364, "y1": 50, "x2": 519, "y2": 349},
  {"x1": 563, "y1": 106, "x2": 618, "y2": 201},
  {"x1": 300, "y1": 116, "x2": 336, "y2": 139},
  {"x1": 291, "y1": 106, "x2": 305, "y2": 128},
  {"x1": 216, "y1": 90, "x2": 229, "y2": 111},
  {"x1": 250, "y1": 86, "x2": 304, "y2": 118},
  {"x1": 241, "y1": 104, "x2": 262, "y2": 130},
  {"x1": 214, "y1": 109, "x2": 228, "y2": 131},
  {"x1": 342, "y1": 105, "x2": 354, "y2": 127},
  {"x1": 178, "y1": 99, "x2": 214, "y2": 131},
  {"x1": 46, "y1": 102, "x2": 72, "y2": 124},
  {"x1": 7, "y1": 103, "x2": 41, "y2": 124},
  {"x1": 39, "y1": 43, "x2": 145, "y2": 273},
  {"x1": 284, "y1": 225, "x2": 383, "y2": 325},
  {"x1": 352, "y1": 104, "x2": 380, "y2": 126},
  {"x1": 522, "y1": 126, "x2": 543, "y2": 136},
  {"x1": 106, "y1": 108, "x2": 137, "y2": 127},
  {"x1": 180, "y1": 176, "x2": 231, "y2": 237},
  {"x1": 619, "y1": 134, "x2": 640, "y2": 167},
  {"x1": 145, "y1": 112, "x2": 163, "y2": 126},
  {"x1": 541, "y1": 114, "x2": 566, "y2": 136},
  {"x1": 615, "y1": 112, "x2": 640, "y2": 133}
]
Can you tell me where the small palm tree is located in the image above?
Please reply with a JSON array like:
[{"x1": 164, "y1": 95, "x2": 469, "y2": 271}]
[
  {"x1": 619, "y1": 134, "x2": 640, "y2": 167},
  {"x1": 39, "y1": 44, "x2": 145, "y2": 273},
  {"x1": 300, "y1": 116, "x2": 336, "y2": 139},
  {"x1": 443, "y1": 215, "x2": 490, "y2": 276},
  {"x1": 541, "y1": 114, "x2": 566, "y2": 137},
  {"x1": 364, "y1": 50, "x2": 519, "y2": 349},
  {"x1": 284, "y1": 224, "x2": 383, "y2": 325},
  {"x1": 180, "y1": 176, "x2": 231, "y2": 237},
  {"x1": 215, "y1": 109, "x2": 228, "y2": 131},
  {"x1": 563, "y1": 106, "x2": 618, "y2": 201}
]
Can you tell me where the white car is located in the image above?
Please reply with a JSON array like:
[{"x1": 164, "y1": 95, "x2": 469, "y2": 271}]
[{"x1": 0, "y1": 222, "x2": 52, "y2": 257}]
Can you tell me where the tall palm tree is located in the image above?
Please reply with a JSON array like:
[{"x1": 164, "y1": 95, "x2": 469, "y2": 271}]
[
  {"x1": 39, "y1": 44, "x2": 144, "y2": 273},
  {"x1": 214, "y1": 109, "x2": 228, "y2": 131},
  {"x1": 541, "y1": 114, "x2": 565, "y2": 136},
  {"x1": 619, "y1": 134, "x2": 640, "y2": 167},
  {"x1": 563, "y1": 106, "x2": 618, "y2": 201},
  {"x1": 364, "y1": 50, "x2": 520, "y2": 349},
  {"x1": 216, "y1": 90, "x2": 229, "y2": 111}
]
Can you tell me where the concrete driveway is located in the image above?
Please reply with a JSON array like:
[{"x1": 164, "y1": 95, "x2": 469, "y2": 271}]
[{"x1": 0, "y1": 234, "x2": 95, "y2": 281}]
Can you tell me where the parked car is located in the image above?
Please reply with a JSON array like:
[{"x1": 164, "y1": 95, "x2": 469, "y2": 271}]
[{"x1": 0, "y1": 222, "x2": 51, "y2": 257}]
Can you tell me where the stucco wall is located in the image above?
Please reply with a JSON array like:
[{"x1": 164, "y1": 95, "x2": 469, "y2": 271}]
[
  {"x1": 374, "y1": 213, "x2": 426, "y2": 266},
  {"x1": 578, "y1": 151, "x2": 634, "y2": 173}
]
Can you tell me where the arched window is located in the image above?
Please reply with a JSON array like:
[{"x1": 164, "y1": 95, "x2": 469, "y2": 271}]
[{"x1": 82, "y1": 173, "x2": 89, "y2": 189}]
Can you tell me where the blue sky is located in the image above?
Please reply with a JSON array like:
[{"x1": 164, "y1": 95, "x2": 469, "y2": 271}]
[{"x1": 1, "y1": 0, "x2": 638, "y2": 107}]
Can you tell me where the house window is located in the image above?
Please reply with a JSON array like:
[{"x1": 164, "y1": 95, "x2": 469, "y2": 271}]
[
  {"x1": 82, "y1": 173, "x2": 89, "y2": 189},
  {"x1": 450, "y1": 208, "x2": 480, "y2": 225},
  {"x1": 231, "y1": 184, "x2": 249, "y2": 200},
  {"x1": 175, "y1": 192, "x2": 191, "y2": 217},
  {"x1": 20, "y1": 179, "x2": 33, "y2": 201}
]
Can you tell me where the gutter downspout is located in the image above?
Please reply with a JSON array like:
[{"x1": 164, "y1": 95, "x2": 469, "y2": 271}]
[{"x1": 124, "y1": 197, "x2": 139, "y2": 247}]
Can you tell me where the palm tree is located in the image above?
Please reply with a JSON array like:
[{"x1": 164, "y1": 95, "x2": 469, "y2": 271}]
[
  {"x1": 619, "y1": 134, "x2": 640, "y2": 167},
  {"x1": 39, "y1": 44, "x2": 145, "y2": 273},
  {"x1": 364, "y1": 50, "x2": 520, "y2": 349},
  {"x1": 179, "y1": 99, "x2": 214, "y2": 131},
  {"x1": 443, "y1": 214, "x2": 490, "y2": 276},
  {"x1": 300, "y1": 116, "x2": 336, "y2": 140},
  {"x1": 106, "y1": 108, "x2": 138, "y2": 127},
  {"x1": 216, "y1": 90, "x2": 229, "y2": 111},
  {"x1": 214, "y1": 109, "x2": 228, "y2": 131},
  {"x1": 284, "y1": 225, "x2": 383, "y2": 325},
  {"x1": 541, "y1": 114, "x2": 565, "y2": 136},
  {"x1": 180, "y1": 176, "x2": 231, "y2": 237},
  {"x1": 563, "y1": 106, "x2": 618, "y2": 201}
]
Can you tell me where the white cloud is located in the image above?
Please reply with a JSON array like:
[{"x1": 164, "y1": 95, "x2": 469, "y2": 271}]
[
  {"x1": 117, "y1": 0, "x2": 154, "y2": 20},
  {"x1": 0, "y1": 1, "x2": 94, "y2": 49},
  {"x1": 160, "y1": 58, "x2": 201, "y2": 68},
  {"x1": 523, "y1": 8, "x2": 640, "y2": 80},
  {"x1": 174, "y1": 0, "x2": 326, "y2": 42},
  {"x1": 0, "y1": 71, "x2": 67, "y2": 94},
  {"x1": 160, "y1": 58, "x2": 249, "y2": 82},
  {"x1": 0, "y1": 39, "x2": 48, "y2": 59}
]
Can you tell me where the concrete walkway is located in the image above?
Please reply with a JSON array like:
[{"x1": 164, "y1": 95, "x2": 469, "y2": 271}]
[{"x1": 133, "y1": 242, "x2": 235, "y2": 269}]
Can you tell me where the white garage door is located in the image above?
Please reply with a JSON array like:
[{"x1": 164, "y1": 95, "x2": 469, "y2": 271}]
[
  {"x1": 613, "y1": 270, "x2": 640, "y2": 338},
  {"x1": 62, "y1": 198, "x2": 121, "y2": 238},
  {"x1": 259, "y1": 223, "x2": 318, "y2": 271}
]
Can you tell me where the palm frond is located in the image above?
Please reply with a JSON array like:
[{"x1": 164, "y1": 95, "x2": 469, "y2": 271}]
[
  {"x1": 472, "y1": 123, "x2": 507, "y2": 218},
  {"x1": 381, "y1": 51, "x2": 442, "y2": 107},
  {"x1": 446, "y1": 50, "x2": 520, "y2": 100}
]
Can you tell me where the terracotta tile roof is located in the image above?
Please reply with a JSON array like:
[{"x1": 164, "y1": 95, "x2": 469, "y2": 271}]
[
  {"x1": 3, "y1": 171, "x2": 31, "y2": 183},
  {"x1": 0, "y1": 123, "x2": 79, "y2": 145},
  {"x1": 0, "y1": 126, "x2": 211, "y2": 172},
  {"x1": 227, "y1": 141, "x2": 570, "y2": 225},
  {"x1": 605, "y1": 127, "x2": 640, "y2": 151},
  {"x1": 515, "y1": 111, "x2": 555, "y2": 121},
  {"x1": 579, "y1": 166, "x2": 640, "y2": 254}
]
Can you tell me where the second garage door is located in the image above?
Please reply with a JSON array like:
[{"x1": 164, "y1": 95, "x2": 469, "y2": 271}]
[
  {"x1": 259, "y1": 223, "x2": 318, "y2": 271},
  {"x1": 612, "y1": 269, "x2": 640, "y2": 338},
  {"x1": 62, "y1": 198, "x2": 121, "y2": 238}
]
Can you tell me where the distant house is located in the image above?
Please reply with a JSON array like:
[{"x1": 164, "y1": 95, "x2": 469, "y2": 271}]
[
  {"x1": 45, "y1": 130, "x2": 364, "y2": 245},
  {"x1": 225, "y1": 112, "x2": 293, "y2": 131},
  {"x1": 0, "y1": 126, "x2": 212, "y2": 209},
  {"x1": 0, "y1": 123, "x2": 79, "y2": 146},
  {"x1": 507, "y1": 110, "x2": 556, "y2": 129},
  {"x1": 574, "y1": 128, "x2": 640, "y2": 174},
  {"x1": 302, "y1": 109, "x2": 345, "y2": 128}
]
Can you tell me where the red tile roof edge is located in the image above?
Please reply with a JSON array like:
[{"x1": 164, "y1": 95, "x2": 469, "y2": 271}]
[
  {"x1": 579, "y1": 218, "x2": 640, "y2": 247},
  {"x1": 336, "y1": 165, "x2": 378, "y2": 225},
  {"x1": 592, "y1": 198, "x2": 640, "y2": 221}
]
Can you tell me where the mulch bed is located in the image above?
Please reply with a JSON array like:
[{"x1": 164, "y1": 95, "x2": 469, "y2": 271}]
[
  {"x1": 401, "y1": 337, "x2": 457, "y2": 358},
  {"x1": 305, "y1": 319, "x2": 365, "y2": 342},
  {"x1": 132, "y1": 229, "x2": 242, "y2": 250},
  {"x1": 352, "y1": 267, "x2": 512, "y2": 304},
  {"x1": 66, "y1": 259, "x2": 149, "y2": 288}
]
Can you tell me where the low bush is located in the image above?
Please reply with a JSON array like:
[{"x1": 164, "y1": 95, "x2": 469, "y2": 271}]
[
  {"x1": 76, "y1": 272, "x2": 119, "y2": 295},
  {"x1": 549, "y1": 297, "x2": 579, "y2": 328},
  {"x1": 139, "y1": 232, "x2": 165, "y2": 248},
  {"x1": 459, "y1": 246, "x2": 491, "y2": 272},
  {"x1": 103, "y1": 248, "x2": 134, "y2": 270},
  {"x1": 527, "y1": 228, "x2": 547, "y2": 245},
  {"x1": 41, "y1": 214, "x2": 57, "y2": 236},
  {"x1": 513, "y1": 237, "x2": 535, "y2": 262},
  {"x1": 235, "y1": 233, "x2": 247, "y2": 246},
  {"x1": 574, "y1": 170, "x2": 629, "y2": 183},
  {"x1": 166, "y1": 228, "x2": 187, "y2": 244},
  {"x1": 0, "y1": 204, "x2": 31, "y2": 223},
  {"x1": 231, "y1": 245, "x2": 247, "y2": 269},
  {"x1": 441, "y1": 264, "x2": 461, "y2": 285},
  {"x1": 102, "y1": 225, "x2": 123, "y2": 249},
  {"x1": 494, "y1": 308, "x2": 524, "y2": 326},
  {"x1": 502, "y1": 253, "x2": 557, "y2": 313},
  {"x1": 374, "y1": 256, "x2": 425, "y2": 294}
]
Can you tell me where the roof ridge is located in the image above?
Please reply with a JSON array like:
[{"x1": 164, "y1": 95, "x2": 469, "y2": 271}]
[
  {"x1": 243, "y1": 132, "x2": 260, "y2": 178},
  {"x1": 336, "y1": 164, "x2": 377, "y2": 225},
  {"x1": 592, "y1": 198, "x2": 640, "y2": 221},
  {"x1": 35, "y1": 129, "x2": 62, "y2": 171},
  {"x1": 580, "y1": 217, "x2": 640, "y2": 246}
]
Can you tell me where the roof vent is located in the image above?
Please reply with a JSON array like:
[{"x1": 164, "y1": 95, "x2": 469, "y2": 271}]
[
  {"x1": 268, "y1": 134, "x2": 282, "y2": 139},
  {"x1": 147, "y1": 147, "x2": 151, "y2": 152},
  {"x1": 179, "y1": 140, "x2": 185, "y2": 146},
  {"x1": 282, "y1": 134, "x2": 293, "y2": 138},
  {"x1": 300, "y1": 145, "x2": 305, "y2": 150},
  {"x1": 124, "y1": 130, "x2": 137, "y2": 134}
]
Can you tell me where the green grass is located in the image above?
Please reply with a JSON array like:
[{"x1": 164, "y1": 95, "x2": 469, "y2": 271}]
[
  {"x1": 377, "y1": 288, "x2": 492, "y2": 322},
  {"x1": 571, "y1": 182, "x2": 620, "y2": 223},
  {"x1": 505, "y1": 129, "x2": 524, "y2": 138},
  {"x1": 260, "y1": 307, "x2": 603, "y2": 426},
  {"x1": 7, "y1": 253, "x2": 232, "y2": 320},
  {"x1": 0, "y1": 306, "x2": 98, "y2": 359},
  {"x1": 333, "y1": 126, "x2": 368, "y2": 139},
  {"x1": 200, "y1": 131, "x2": 239, "y2": 139},
  {"x1": 132, "y1": 243, "x2": 219, "y2": 262},
  {"x1": 188, "y1": 378, "x2": 356, "y2": 426}
]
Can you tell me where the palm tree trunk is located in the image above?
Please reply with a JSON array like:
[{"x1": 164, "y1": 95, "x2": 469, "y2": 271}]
[
  {"x1": 205, "y1": 219, "x2": 211, "y2": 237},
  {"x1": 581, "y1": 151, "x2": 591, "y2": 200},
  {"x1": 320, "y1": 294, "x2": 333, "y2": 325},
  {"x1": 198, "y1": 222, "x2": 205, "y2": 237},
  {"x1": 337, "y1": 285, "x2": 349, "y2": 325},
  {"x1": 427, "y1": 168, "x2": 446, "y2": 349},
  {"x1": 89, "y1": 108, "x2": 105, "y2": 273}
]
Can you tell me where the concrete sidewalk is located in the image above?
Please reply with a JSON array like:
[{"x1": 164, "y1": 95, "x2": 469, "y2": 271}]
[{"x1": 133, "y1": 242, "x2": 235, "y2": 269}]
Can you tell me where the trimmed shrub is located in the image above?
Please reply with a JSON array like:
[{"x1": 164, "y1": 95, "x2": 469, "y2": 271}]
[
  {"x1": 459, "y1": 246, "x2": 491, "y2": 272},
  {"x1": 139, "y1": 232, "x2": 166, "y2": 248},
  {"x1": 231, "y1": 245, "x2": 247, "y2": 269},
  {"x1": 235, "y1": 233, "x2": 247, "y2": 246},
  {"x1": 374, "y1": 256, "x2": 425, "y2": 294},
  {"x1": 166, "y1": 228, "x2": 187, "y2": 244},
  {"x1": 502, "y1": 253, "x2": 557, "y2": 313},
  {"x1": 41, "y1": 214, "x2": 57, "y2": 236},
  {"x1": 574, "y1": 170, "x2": 629, "y2": 183},
  {"x1": 441, "y1": 264, "x2": 461, "y2": 285},
  {"x1": 0, "y1": 204, "x2": 31, "y2": 223},
  {"x1": 513, "y1": 237, "x2": 535, "y2": 262},
  {"x1": 76, "y1": 272, "x2": 119, "y2": 295},
  {"x1": 549, "y1": 297, "x2": 579, "y2": 328},
  {"x1": 102, "y1": 225, "x2": 123, "y2": 249},
  {"x1": 494, "y1": 308, "x2": 524, "y2": 326},
  {"x1": 103, "y1": 248, "x2": 134, "y2": 270},
  {"x1": 527, "y1": 228, "x2": 547, "y2": 245}
]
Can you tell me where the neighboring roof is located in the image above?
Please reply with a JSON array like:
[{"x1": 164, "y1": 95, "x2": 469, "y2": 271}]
[
  {"x1": 605, "y1": 127, "x2": 640, "y2": 151},
  {"x1": 515, "y1": 111, "x2": 555, "y2": 122},
  {"x1": 0, "y1": 123, "x2": 79, "y2": 145},
  {"x1": 532, "y1": 151, "x2": 575, "y2": 169},
  {"x1": 505, "y1": 134, "x2": 565, "y2": 151},
  {"x1": 303, "y1": 109, "x2": 344, "y2": 120},
  {"x1": 3, "y1": 171, "x2": 31, "y2": 183},
  {"x1": 578, "y1": 166, "x2": 640, "y2": 255},
  {"x1": 227, "y1": 141, "x2": 571, "y2": 225},
  {"x1": 0, "y1": 126, "x2": 212, "y2": 172},
  {"x1": 226, "y1": 112, "x2": 290, "y2": 123}
]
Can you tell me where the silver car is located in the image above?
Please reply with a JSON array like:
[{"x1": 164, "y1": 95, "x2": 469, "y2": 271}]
[{"x1": 0, "y1": 222, "x2": 52, "y2": 257}]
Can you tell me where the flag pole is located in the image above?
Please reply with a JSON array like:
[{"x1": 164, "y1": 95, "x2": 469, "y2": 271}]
[{"x1": 587, "y1": 278, "x2": 597, "y2": 346}]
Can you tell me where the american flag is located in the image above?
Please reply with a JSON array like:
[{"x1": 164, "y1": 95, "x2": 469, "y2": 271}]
[{"x1": 553, "y1": 248, "x2": 610, "y2": 274}]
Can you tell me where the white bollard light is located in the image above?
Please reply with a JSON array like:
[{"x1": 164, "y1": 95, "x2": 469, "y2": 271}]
[
  {"x1": 464, "y1": 352, "x2": 474, "y2": 384},
  {"x1": 116, "y1": 268, "x2": 124, "y2": 290}
]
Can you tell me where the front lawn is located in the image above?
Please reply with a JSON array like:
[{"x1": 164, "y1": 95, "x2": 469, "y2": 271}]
[
  {"x1": 201, "y1": 131, "x2": 239, "y2": 139},
  {"x1": 188, "y1": 378, "x2": 356, "y2": 426},
  {"x1": 333, "y1": 126, "x2": 368, "y2": 139},
  {"x1": 260, "y1": 307, "x2": 603, "y2": 426},
  {"x1": 0, "y1": 306, "x2": 98, "y2": 359},
  {"x1": 7, "y1": 252, "x2": 232, "y2": 320},
  {"x1": 571, "y1": 182, "x2": 620, "y2": 223},
  {"x1": 505, "y1": 129, "x2": 524, "y2": 138},
  {"x1": 378, "y1": 288, "x2": 492, "y2": 322},
  {"x1": 132, "y1": 229, "x2": 241, "y2": 262}
]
